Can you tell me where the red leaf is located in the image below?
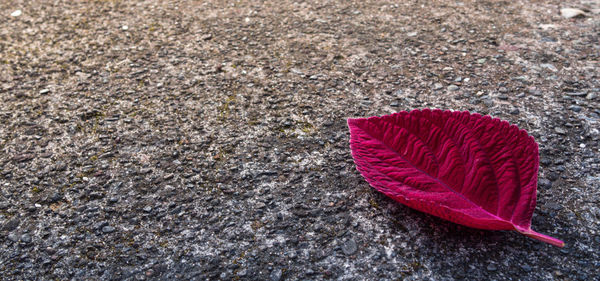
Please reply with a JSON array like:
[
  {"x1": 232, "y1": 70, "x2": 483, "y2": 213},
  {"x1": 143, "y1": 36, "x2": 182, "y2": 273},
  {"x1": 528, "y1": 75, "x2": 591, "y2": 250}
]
[{"x1": 348, "y1": 109, "x2": 564, "y2": 247}]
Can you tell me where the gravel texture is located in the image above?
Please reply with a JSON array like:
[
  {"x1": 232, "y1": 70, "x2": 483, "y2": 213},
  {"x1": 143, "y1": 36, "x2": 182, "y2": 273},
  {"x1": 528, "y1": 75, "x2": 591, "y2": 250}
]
[{"x1": 1, "y1": 0, "x2": 599, "y2": 280}]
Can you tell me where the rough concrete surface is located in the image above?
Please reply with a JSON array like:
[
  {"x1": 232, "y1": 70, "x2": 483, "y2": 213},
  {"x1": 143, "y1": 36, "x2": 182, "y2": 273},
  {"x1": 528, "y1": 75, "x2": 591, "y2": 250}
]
[{"x1": 1, "y1": 0, "x2": 599, "y2": 280}]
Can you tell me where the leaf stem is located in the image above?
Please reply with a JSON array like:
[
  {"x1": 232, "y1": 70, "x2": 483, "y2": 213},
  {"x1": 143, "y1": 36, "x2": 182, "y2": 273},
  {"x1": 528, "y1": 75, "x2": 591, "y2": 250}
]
[{"x1": 516, "y1": 228, "x2": 565, "y2": 247}]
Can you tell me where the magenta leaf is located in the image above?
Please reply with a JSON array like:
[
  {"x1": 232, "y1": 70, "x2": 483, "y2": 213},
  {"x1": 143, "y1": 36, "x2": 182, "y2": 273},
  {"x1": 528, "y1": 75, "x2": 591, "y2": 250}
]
[{"x1": 348, "y1": 109, "x2": 564, "y2": 247}]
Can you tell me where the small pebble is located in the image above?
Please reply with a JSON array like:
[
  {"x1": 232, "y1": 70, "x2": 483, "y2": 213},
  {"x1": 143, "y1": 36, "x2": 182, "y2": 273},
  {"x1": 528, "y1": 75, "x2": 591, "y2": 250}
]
[
  {"x1": 541, "y1": 37, "x2": 557, "y2": 43},
  {"x1": 102, "y1": 226, "x2": 115, "y2": 233},
  {"x1": 2, "y1": 218, "x2": 19, "y2": 231},
  {"x1": 540, "y1": 63, "x2": 558, "y2": 72},
  {"x1": 539, "y1": 178, "x2": 552, "y2": 189},
  {"x1": 237, "y1": 269, "x2": 247, "y2": 277},
  {"x1": 568, "y1": 105, "x2": 582, "y2": 112},
  {"x1": 11, "y1": 10, "x2": 22, "y2": 17},
  {"x1": 560, "y1": 8, "x2": 586, "y2": 19},
  {"x1": 483, "y1": 99, "x2": 494, "y2": 107},
  {"x1": 21, "y1": 234, "x2": 32, "y2": 244},
  {"x1": 539, "y1": 24, "x2": 557, "y2": 30},
  {"x1": 447, "y1": 85, "x2": 459, "y2": 91},
  {"x1": 270, "y1": 269, "x2": 282, "y2": 281},
  {"x1": 342, "y1": 239, "x2": 358, "y2": 255},
  {"x1": 546, "y1": 202, "x2": 563, "y2": 211},
  {"x1": 8, "y1": 233, "x2": 19, "y2": 242}
]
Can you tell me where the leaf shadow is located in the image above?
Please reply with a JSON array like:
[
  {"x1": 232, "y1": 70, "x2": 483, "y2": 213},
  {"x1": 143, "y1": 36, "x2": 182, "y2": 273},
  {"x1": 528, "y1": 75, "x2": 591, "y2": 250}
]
[
  {"x1": 373, "y1": 188, "x2": 569, "y2": 248},
  {"x1": 367, "y1": 189, "x2": 592, "y2": 278}
]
